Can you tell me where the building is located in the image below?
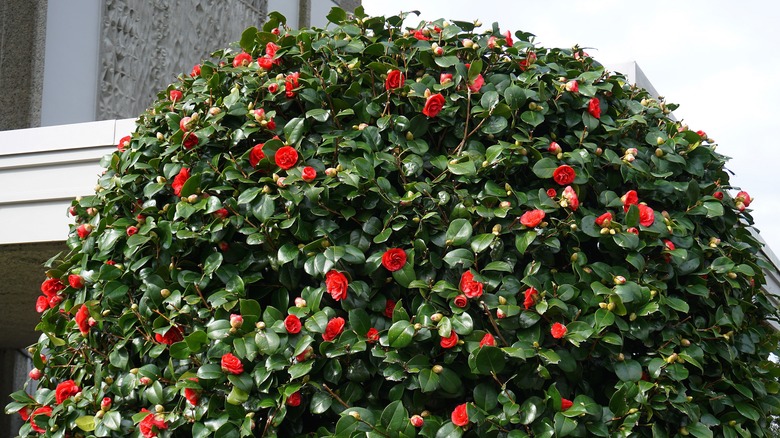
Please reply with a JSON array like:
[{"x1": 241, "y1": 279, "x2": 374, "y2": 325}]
[{"x1": 0, "y1": 1, "x2": 359, "y2": 434}]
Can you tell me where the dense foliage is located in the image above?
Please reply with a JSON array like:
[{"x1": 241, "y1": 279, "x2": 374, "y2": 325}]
[{"x1": 7, "y1": 7, "x2": 780, "y2": 437}]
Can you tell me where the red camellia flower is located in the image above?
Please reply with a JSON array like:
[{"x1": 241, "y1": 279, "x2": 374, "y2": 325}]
[
  {"x1": 68, "y1": 274, "x2": 84, "y2": 289},
  {"x1": 523, "y1": 287, "x2": 538, "y2": 310},
  {"x1": 286, "y1": 391, "x2": 302, "y2": 407},
  {"x1": 301, "y1": 166, "x2": 317, "y2": 182},
  {"x1": 638, "y1": 204, "x2": 655, "y2": 226},
  {"x1": 233, "y1": 52, "x2": 252, "y2": 67},
  {"x1": 561, "y1": 398, "x2": 574, "y2": 411},
  {"x1": 183, "y1": 132, "x2": 199, "y2": 150},
  {"x1": 322, "y1": 317, "x2": 345, "y2": 341},
  {"x1": 440, "y1": 73, "x2": 453, "y2": 84},
  {"x1": 265, "y1": 41, "x2": 280, "y2": 58},
  {"x1": 139, "y1": 409, "x2": 168, "y2": 438},
  {"x1": 172, "y1": 167, "x2": 190, "y2": 197},
  {"x1": 77, "y1": 224, "x2": 92, "y2": 239},
  {"x1": 588, "y1": 97, "x2": 601, "y2": 119},
  {"x1": 41, "y1": 278, "x2": 65, "y2": 297},
  {"x1": 546, "y1": 188, "x2": 557, "y2": 198},
  {"x1": 565, "y1": 80, "x2": 579, "y2": 92},
  {"x1": 551, "y1": 322, "x2": 567, "y2": 339},
  {"x1": 440, "y1": 331, "x2": 459, "y2": 349},
  {"x1": 35, "y1": 295, "x2": 48, "y2": 313},
  {"x1": 190, "y1": 64, "x2": 201, "y2": 77},
  {"x1": 169, "y1": 89, "x2": 183, "y2": 102},
  {"x1": 595, "y1": 212, "x2": 613, "y2": 227},
  {"x1": 626, "y1": 227, "x2": 639, "y2": 235},
  {"x1": 325, "y1": 270, "x2": 348, "y2": 301},
  {"x1": 275, "y1": 145, "x2": 299, "y2": 170},
  {"x1": 663, "y1": 239, "x2": 675, "y2": 263},
  {"x1": 18, "y1": 406, "x2": 31, "y2": 421},
  {"x1": 621, "y1": 190, "x2": 639, "y2": 212},
  {"x1": 453, "y1": 294, "x2": 468, "y2": 308},
  {"x1": 384, "y1": 299, "x2": 396, "y2": 318},
  {"x1": 381, "y1": 248, "x2": 407, "y2": 272},
  {"x1": 411, "y1": 415, "x2": 424, "y2": 427},
  {"x1": 249, "y1": 143, "x2": 265, "y2": 167},
  {"x1": 285, "y1": 72, "x2": 300, "y2": 98},
  {"x1": 519, "y1": 51, "x2": 537, "y2": 70},
  {"x1": 117, "y1": 135, "x2": 131, "y2": 151},
  {"x1": 29, "y1": 406, "x2": 52, "y2": 434},
  {"x1": 258, "y1": 57, "x2": 274, "y2": 70},
  {"x1": 55, "y1": 379, "x2": 80, "y2": 404},
  {"x1": 184, "y1": 378, "x2": 200, "y2": 406},
  {"x1": 154, "y1": 326, "x2": 183, "y2": 345},
  {"x1": 552, "y1": 165, "x2": 576, "y2": 185},
  {"x1": 479, "y1": 333, "x2": 496, "y2": 348},
  {"x1": 422, "y1": 93, "x2": 446, "y2": 117},
  {"x1": 412, "y1": 30, "x2": 429, "y2": 40},
  {"x1": 366, "y1": 327, "x2": 380, "y2": 343},
  {"x1": 75, "y1": 304, "x2": 90, "y2": 336},
  {"x1": 221, "y1": 353, "x2": 244, "y2": 375},
  {"x1": 504, "y1": 30, "x2": 514, "y2": 47},
  {"x1": 126, "y1": 226, "x2": 138, "y2": 236},
  {"x1": 268, "y1": 82, "x2": 279, "y2": 93},
  {"x1": 520, "y1": 209, "x2": 545, "y2": 227},
  {"x1": 459, "y1": 271, "x2": 484, "y2": 298},
  {"x1": 468, "y1": 74, "x2": 484, "y2": 93},
  {"x1": 562, "y1": 186, "x2": 579, "y2": 211},
  {"x1": 284, "y1": 314, "x2": 302, "y2": 334},
  {"x1": 385, "y1": 69, "x2": 405, "y2": 91},
  {"x1": 697, "y1": 130, "x2": 707, "y2": 139},
  {"x1": 214, "y1": 208, "x2": 229, "y2": 219},
  {"x1": 451, "y1": 403, "x2": 469, "y2": 427}
]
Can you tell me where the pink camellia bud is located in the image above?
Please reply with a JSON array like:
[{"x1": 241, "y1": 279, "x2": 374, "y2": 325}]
[
  {"x1": 623, "y1": 154, "x2": 635, "y2": 163},
  {"x1": 295, "y1": 297, "x2": 307, "y2": 308},
  {"x1": 179, "y1": 116, "x2": 192, "y2": 132},
  {"x1": 565, "y1": 80, "x2": 579, "y2": 92},
  {"x1": 230, "y1": 314, "x2": 244, "y2": 329},
  {"x1": 440, "y1": 73, "x2": 453, "y2": 84},
  {"x1": 169, "y1": 90, "x2": 183, "y2": 102},
  {"x1": 713, "y1": 191, "x2": 724, "y2": 200},
  {"x1": 253, "y1": 109, "x2": 266, "y2": 122},
  {"x1": 325, "y1": 167, "x2": 338, "y2": 177},
  {"x1": 69, "y1": 206, "x2": 78, "y2": 216},
  {"x1": 410, "y1": 415, "x2": 424, "y2": 427},
  {"x1": 433, "y1": 46, "x2": 444, "y2": 56},
  {"x1": 496, "y1": 308, "x2": 506, "y2": 319},
  {"x1": 218, "y1": 242, "x2": 229, "y2": 252},
  {"x1": 268, "y1": 83, "x2": 279, "y2": 93},
  {"x1": 29, "y1": 368, "x2": 43, "y2": 380},
  {"x1": 499, "y1": 201, "x2": 511, "y2": 209},
  {"x1": 487, "y1": 36, "x2": 498, "y2": 49},
  {"x1": 101, "y1": 397, "x2": 112, "y2": 410},
  {"x1": 548, "y1": 142, "x2": 562, "y2": 154},
  {"x1": 126, "y1": 226, "x2": 138, "y2": 237},
  {"x1": 271, "y1": 28, "x2": 280, "y2": 35},
  {"x1": 139, "y1": 377, "x2": 152, "y2": 386},
  {"x1": 614, "y1": 276, "x2": 627, "y2": 285}
]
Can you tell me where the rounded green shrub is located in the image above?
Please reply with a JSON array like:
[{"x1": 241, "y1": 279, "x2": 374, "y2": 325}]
[{"x1": 7, "y1": 7, "x2": 780, "y2": 437}]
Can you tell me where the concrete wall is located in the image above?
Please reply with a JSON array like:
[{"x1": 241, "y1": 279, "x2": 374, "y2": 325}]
[{"x1": 0, "y1": 0, "x2": 48, "y2": 131}]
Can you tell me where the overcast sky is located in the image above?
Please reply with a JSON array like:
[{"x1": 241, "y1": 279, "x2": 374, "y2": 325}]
[{"x1": 363, "y1": 0, "x2": 780, "y2": 255}]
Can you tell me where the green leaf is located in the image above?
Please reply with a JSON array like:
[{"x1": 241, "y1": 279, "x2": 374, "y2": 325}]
[
  {"x1": 75, "y1": 416, "x2": 96, "y2": 432},
  {"x1": 448, "y1": 158, "x2": 477, "y2": 176},
  {"x1": 305, "y1": 109, "x2": 330, "y2": 122},
  {"x1": 614, "y1": 359, "x2": 642, "y2": 382},
  {"x1": 471, "y1": 234, "x2": 494, "y2": 253},
  {"x1": 435, "y1": 422, "x2": 463, "y2": 438},
  {"x1": 443, "y1": 249, "x2": 474, "y2": 268},
  {"x1": 435, "y1": 55, "x2": 460, "y2": 68},
  {"x1": 474, "y1": 346, "x2": 506, "y2": 375},
  {"x1": 310, "y1": 391, "x2": 333, "y2": 414},
  {"x1": 283, "y1": 117, "x2": 306, "y2": 146},
  {"x1": 203, "y1": 252, "x2": 223, "y2": 277},
  {"x1": 446, "y1": 219, "x2": 473, "y2": 246},
  {"x1": 515, "y1": 232, "x2": 537, "y2": 254},
  {"x1": 504, "y1": 86, "x2": 526, "y2": 109},
  {"x1": 532, "y1": 158, "x2": 558, "y2": 179},
  {"x1": 419, "y1": 369, "x2": 440, "y2": 393},
  {"x1": 387, "y1": 320, "x2": 415, "y2": 348},
  {"x1": 326, "y1": 7, "x2": 347, "y2": 23},
  {"x1": 380, "y1": 400, "x2": 409, "y2": 432},
  {"x1": 521, "y1": 111, "x2": 544, "y2": 127}
]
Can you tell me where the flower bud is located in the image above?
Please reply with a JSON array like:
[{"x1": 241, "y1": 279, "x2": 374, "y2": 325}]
[
  {"x1": 29, "y1": 368, "x2": 42, "y2": 380},
  {"x1": 413, "y1": 323, "x2": 422, "y2": 331},
  {"x1": 410, "y1": 415, "x2": 424, "y2": 427},
  {"x1": 155, "y1": 404, "x2": 164, "y2": 413},
  {"x1": 681, "y1": 339, "x2": 691, "y2": 347},
  {"x1": 430, "y1": 313, "x2": 443, "y2": 322},
  {"x1": 101, "y1": 397, "x2": 112, "y2": 411},
  {"x1": 349, "y1": 411, "x2": 361, "y2": 420},
  {"x1": 613, "y1": 276, "x2": 626, "y2": 285},
  {"x1": 432, "y1": 365, "x2": 444, "y2": 374},
  {"x1": 230, "y1": 314, "x2": 244, "y2": 329},
  {"x1": 496, "y1": 308, "x2": 506, "y2": 319},
  {"x1": 492, "y1": 224, "x2": 502, "y2": 235},
  {"x1": 295, "y1": 297, "x2": 307, "y2": 308},
  {"x1": 160, "y1": 288, "x2": 170, "y2": 298},
  {"x1": 325, "y1": 167, "x2": 338, "y2": 177},
  {"x1": 607, "y1": 302, "x2": 616, "y2": 311},
  {"x1": 462, "y1": 38, "x2": 474, "y2": 48},
  {"x1": 139, "y1": 377, "x2": 152, "y2": 386},
  {"x1": 256, "y1": 321, "x2": 266, "y2": 330}
]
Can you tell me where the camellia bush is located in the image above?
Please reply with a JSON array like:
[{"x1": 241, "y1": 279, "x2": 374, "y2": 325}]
[{"x1": 7, "y1": 7, "x2": 780, "y2": 437}]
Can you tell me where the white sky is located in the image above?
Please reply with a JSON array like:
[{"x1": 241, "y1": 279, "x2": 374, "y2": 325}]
[{"x1": 363, "y1": 0, "x2": 780, "y2": 253}]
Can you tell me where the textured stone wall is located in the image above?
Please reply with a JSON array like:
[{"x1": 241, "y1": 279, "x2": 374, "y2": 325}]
[
  {"x1": 0, "y1": 0, "x2": 48, "y2": 130},
  {"x1": 0, "y1": 349, "x2": 33, "y2": 436},
  {"x1": 98, "y1": 0, "x2": 268, "y2": 120}
]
